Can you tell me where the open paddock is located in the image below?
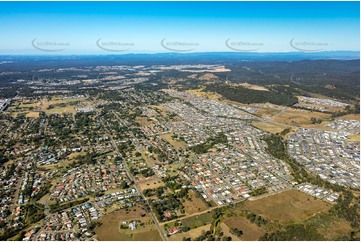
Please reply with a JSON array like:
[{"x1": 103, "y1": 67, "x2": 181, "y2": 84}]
[
  {"x1": 243, "y1": 189, "x2": 330, "y2": 223},
  {"x1": 95, "y1": 206, "x2": 161, "y2": 241},
  {"x1": 223, "y1": 217, "x2": 265, "y2": 241},
  {"x1": 168, "y1": 224, "x2": 211, "y2": 241},
  {"x1": 183, "y1": 190, "x2": 209, "y2": 215},
  {"x1": 272, "y1": 108, "x2": 331, "y2": 126}
]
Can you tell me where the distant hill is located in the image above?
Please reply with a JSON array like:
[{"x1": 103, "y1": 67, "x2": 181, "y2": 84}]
[{"x1": 0, "y1": 51, "x2": 359, "y2": 71}]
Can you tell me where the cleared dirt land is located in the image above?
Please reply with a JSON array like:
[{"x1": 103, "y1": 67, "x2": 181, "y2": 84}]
[
  {"x1": 243, "y1": 189, "x2": 330, "y2": 223},
  {"x1": 223, "y1": 217, "x2": 265, "y2": 241},
  {"x1": 94, "y1": 206, "x2": 161, "y2": 241}
]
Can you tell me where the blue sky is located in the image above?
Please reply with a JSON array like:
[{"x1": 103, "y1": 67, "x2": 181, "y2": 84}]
[{"x1": 0, "y1": 1, "x2": 359, "y2": 54}]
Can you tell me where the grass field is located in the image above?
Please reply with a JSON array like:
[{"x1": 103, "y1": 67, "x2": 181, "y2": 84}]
[
  {"x1": 198, "y1": 73, "x2": 219, "y2": 80},
  {"x1": 238, "y1": 82, "x2": 269, "y2": 91},
  {"x1": 151, "y1": 105, "x2": 171, "y2": 116},
  {"x1": 160, "y1": 133, "x2": 186, "y2": 149},
  {"x1": 43, "y1": 97, "x2": 87, "y2": 114},
  {"x1": 46, "y1": 106, "x2": 76, "y2": 114},
  {"x1": 219, "y1": 223, "x2": 238, "y2": 241},
  {"x1": 186, "y1": 88, "x2": 222, "y2": 100},
  {"x1": 135, "y1": 117, "x2": 155, "y2": 126},
  {"x1": 338, "y1": 114, "x2": 360, "y2": 121},
  {"x1": 181, "y1": 211, "x2": 214, "y2": 229},
  {"x1": 347, "y1": 134, "x2": 360, "y2": 142},
  {"x1": 137, "y1": 177, "x2": 165, "y2": 191},
  {"x1": 95, "y1": 206, "x2": 161, "y2": 241},
  {"x1": 243, "y1": 189, "x2": 330, "y2": 223},
  {"x1": 37, "y1": 194, "x2": 50, "y2": 205},
  {"x1": 253, "y1": 121, "x2": 290, "y2": 134},
  {"x1": 272, "y1": 108, "x2": 331, "y2": 126},
  {"x1": 25, "y1": 111, "x2": 40, "y2": 118},
  {"x1": 169, "y1": 224, "x2": 211, "y2": 241},
  {"x1": 223, "y1": 217, "x2": 265, "y2": 241},
  {"x1": 183, "y1": 190, "x2": 209, "y2": 215},
  {"x1": 11, "y1": 96, "x2": 87, "y2": 115},
  {"x1": 67, "y1": 151, "x2": 86, "y2": 159},
  {"x1": 166, "y1": 161, "x2": 185, "y2": 176},
  {"x1": 139, "y1": 151, "x2": 157, "y2": 167},
  {"x1": 296, "y1": 98, "x2": 345, "y2": 113},
  {"x1": 255, "y1": 108, "x2": 281, "y2": 117},
  {"x1": 317, "y1": 218, "x2": 353, "y2": 240}
]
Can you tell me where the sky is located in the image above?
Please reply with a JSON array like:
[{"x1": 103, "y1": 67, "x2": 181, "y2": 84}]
[{"x1": 0, "y1": 1, "x2": 359, "y2": 54}]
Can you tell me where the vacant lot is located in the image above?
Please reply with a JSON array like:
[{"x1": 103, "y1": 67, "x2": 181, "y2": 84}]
[
  {"x1": 183, "y1": 190, "x2": 209, "y2": 215},
  {"x1": 182, "y1": 211, "x2": 214, "y2": 229},
  {"x1": 46, "y1": 106, "x2": 76, "y2": 114},
  {"x1": 253, "y1": 121, "x2": 290, "y2": 134},
  {"x1": 25, "y1": 111, "x2": 40, "y2": 118},
  {"x1": 43, "y1": 97, "x2": 87, "y2": 114},
  {"x1": 160, "y1": 133, "x2": 186, "y2": 149},
  {"x1": 187, "y1": 88, "x2": 222, "y2": 100},
  {"x1": 255, "y1": 108, "x2": 281, "y2": 117},
  {"x1": 151, "y1": 105, "x2": 171, "y2": 116},
  {"x1": 243, "y1": 189, "x2": 330, "y2": 223},
  {"x1": 135, "y1": 117, "x2": 154, "y2": 126},
  {"x1": 238, "y1": 82, "x2": 269, "y2": 91},
  {"x1": 317, "y1": 218, "x2": 353, "y2": 240},
  {"x1": 338, "y1": 114, "x2": 360, "y2": 121},
  {"x1": 348, "y1": 134, "x2": 360, "y2": 142},
  {"x1": 137, "y1": 177, "x2": 165, "y2": 191},
  {"x1": 272, "y1": 108, "x2": 330, "y2": 126},
  {"x1": 198, "y1": 73, "x2": 219, "y2": 80},
  {"x1": 95, "y1": 206, "x2": 161, "y2": 241},
  {"x1": 169, "y1": 224, "x2": 211, "y2": 241},
  {"x1": 223, "y1": 217, "x2": 265, "y2": 241}
]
